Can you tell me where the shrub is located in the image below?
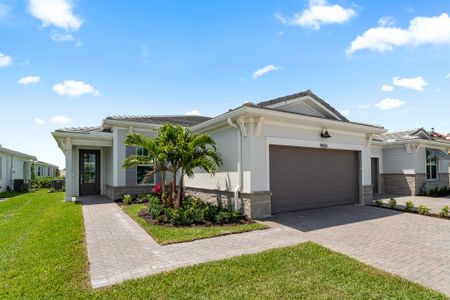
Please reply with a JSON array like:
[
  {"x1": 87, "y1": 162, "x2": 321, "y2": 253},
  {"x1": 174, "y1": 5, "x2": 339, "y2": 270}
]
[
  {"x1": 148, "y1": 195, "x2": 164, "y2": 219},
  {"x1": 418, "y1": 204, "x2": 430, "y2": 215},
  {"x1": 388, "y1": 198, "x2": 397, "y2": 209},
  {"x1": 136, "y1": 193, "x2": 149, "y2": 204},
  {"x1": 439, "y1": 205, "x2": 449, "y2": 218},
  {"x1": 144, "y1": 195, "x2": 244, "y2": 226},
  {"x1": 123, "y1": 194, "x2": 134, "y2": 205},
  {"x1": 404, "y1": 201, "x2": 414, "y2": 212},
  {"x1": 37, "y1": 176, "x2": 52, "y2": 188},
  {"x1": 214, "y1": 210, "x2": 240, "y2": 224},
  {"x1": 439, "y1": 187, "x2": 448, "y2": 197},
  {"x1": 374, "y1": 199, "x2": 383, "y2": 207}
]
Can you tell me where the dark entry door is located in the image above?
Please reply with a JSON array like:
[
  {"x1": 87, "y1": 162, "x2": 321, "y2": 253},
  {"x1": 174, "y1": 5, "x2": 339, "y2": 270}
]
[
  {"x1": 79, "y1": 150, "x2": 100, "y2": 196},
  {"x1": 371, "y1": 157, "x2": 379, "y2": 194}
]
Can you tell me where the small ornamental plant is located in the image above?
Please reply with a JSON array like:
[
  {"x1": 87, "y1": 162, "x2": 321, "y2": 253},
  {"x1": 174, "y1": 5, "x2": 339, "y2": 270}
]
[
  {"x1": 152, "y1": 183, "x2": 162, "y2": 196},
  {"x1": 418, "y1": 204, "x2": 430, "y2": 215},
  {"x1": 388, "y1": 198, "x2": 397, "y2": 209},
  {"x1": 123, "y1": 194, "x2": 133, "y2": 205},
  {"x1": 439, "y1": 205, "x2": 449, "y2": 218},
  {"x1": 404, "y1": 201, "x2": 414, "y2": 212},
  {"x1": 374, "y1": 199, "x2": 383, "y2": 207}
]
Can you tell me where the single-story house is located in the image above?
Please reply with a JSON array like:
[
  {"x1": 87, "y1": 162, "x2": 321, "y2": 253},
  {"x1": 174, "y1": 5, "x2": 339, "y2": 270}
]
[
  {"x1": 0, "y1": 145, "x2": 36, "y2": 192},
  {"x1": 372, "y1": 128, "x2": 450, "y2": 195},
  {"x1": 52, "y1": 90, "x2": 450, "y2": 218},
  {"x1": 34, "y1": 161, "x2": 59, "y2": 178}
]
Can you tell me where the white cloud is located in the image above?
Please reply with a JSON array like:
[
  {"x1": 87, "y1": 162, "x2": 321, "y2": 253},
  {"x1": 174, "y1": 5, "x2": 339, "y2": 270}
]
[
  {"x1": 0, "y1": 52, "x2": 12, "y2": 67},
  {"x1": 185, "y1": 110, "x2": 201, "y2": 116},
  {"x1": 377, "y1": 16, "x2": 396, "y2": 27},
  {"x1": 252, "y1": 65, "x2": 279, "y2": 79},
  {"x1": 53, "y1": 80, "x2": 100, "y2": 97},
  {"x1": 17, "y1": 76, "x2": 41, "y2": 85},
  {"x1": 50, "y1": 115, "x2": 71, "y2": 125},
  {"x1": 445, "y1": 73, "x2": 450, "y2": 79},
  {"x1": 28, "y1": 0, "x2": 82, "y2": 31},
  {"x1": 34, "y1": 118, "x2": 46, "y2": 125},
  {"x1": 348, "y1": 13, "x2": 450, "y2": 54},
  {"x1": 339, "y1": 109, "x2": 350, "y2": 117},
  {"x1": 357, "y1": 104, "x2": 372, "y2": 109},
  {"x1": 375, "y1": 98, "x2": 404, "y2": 110},
  {"x1": 50, "y1": 32, "x2": 81, "y2": 45},
  {"x1": 393, "y1": 76, "x2": 427, "y2": 91},
  {"x1": 276, "y1": 0, "x2": 356, "y2": 30},
  {"x1": 381, "y1": 84, "x2": 394, "y2": 92}
]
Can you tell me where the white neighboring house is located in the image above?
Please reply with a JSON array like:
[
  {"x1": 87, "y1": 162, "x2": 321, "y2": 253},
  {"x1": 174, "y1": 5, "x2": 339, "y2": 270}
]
[
  {"x1": 52, "y1": 90, "x2": 450, "y2": 218},
  {"x1": 0, "y1": 145, "x2": 36, "y2": 192},
  {"x1": 34, "y1": 161, "x2": 59, "y2": 178}
]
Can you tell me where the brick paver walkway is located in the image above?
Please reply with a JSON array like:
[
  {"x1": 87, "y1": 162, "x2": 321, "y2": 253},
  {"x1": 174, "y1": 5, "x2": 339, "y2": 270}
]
[{"x1": 82, "y1": 197, "x2": 450, "y2": 296}]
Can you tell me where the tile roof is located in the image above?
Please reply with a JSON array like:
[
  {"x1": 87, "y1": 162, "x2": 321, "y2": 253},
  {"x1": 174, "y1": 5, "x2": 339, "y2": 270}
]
[
  {"x1": 105, "y1": 115, "x2": 211, "y2": 127},
  {"x1": 256, "y1": 89, "x2": 350, "y2": 122},
  {"x1": 55, "y1": 126, "x2": 107, "y2": 133},
  {"x1": 374, "y1": 128, "x2": 431, "y2": 142}
]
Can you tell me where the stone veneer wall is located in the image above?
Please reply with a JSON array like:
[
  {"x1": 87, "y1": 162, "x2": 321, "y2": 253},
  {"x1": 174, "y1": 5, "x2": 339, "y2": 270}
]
[
  {"x1": 105, "y1": 184, "x2": 154, "y2": 200},
  {"x1": 185, "y1": 187, "x2": 271, "y2": 219},
  {"x1": 362, "y1": 185, "x2": 373, "y2": 205},
  {"x1": 383, "y1": 173, "x2": 450, "y2": 195},
  {"x1": 382, "y1": 174, "x2": 416, "y2": 195}
]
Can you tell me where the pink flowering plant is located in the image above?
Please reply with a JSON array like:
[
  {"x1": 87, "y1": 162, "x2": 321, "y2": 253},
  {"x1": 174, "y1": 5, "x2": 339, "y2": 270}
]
[{"x1": 152, "y1": 183, "x2": 162, "y2": 196}]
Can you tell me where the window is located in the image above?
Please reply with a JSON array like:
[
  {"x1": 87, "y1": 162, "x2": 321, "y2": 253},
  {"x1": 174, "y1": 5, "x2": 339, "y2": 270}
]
[
  {"x1": 426, "y1": 150, "x2": 438, "y2": 181},
  {"x1": 37, "y1": 166, "x2": 41, "y2": 176},
  {"x1": 136, "y1": 147, "x2": 154, "y2": 185}
]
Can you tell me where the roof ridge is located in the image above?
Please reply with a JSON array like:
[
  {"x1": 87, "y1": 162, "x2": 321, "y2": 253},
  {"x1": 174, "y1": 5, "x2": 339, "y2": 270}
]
[{"x1": 107, "y1": 115, "x2": 210, "y2": 119}]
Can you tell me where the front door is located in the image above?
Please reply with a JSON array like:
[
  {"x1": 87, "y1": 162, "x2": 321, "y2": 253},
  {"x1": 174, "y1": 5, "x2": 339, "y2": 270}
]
[
  {"x1": 371, "y1": 157, "x2": 379, "y2": 194},
  {"x1": 79, "y1": 150, "x2": 100, "y2": 196}
]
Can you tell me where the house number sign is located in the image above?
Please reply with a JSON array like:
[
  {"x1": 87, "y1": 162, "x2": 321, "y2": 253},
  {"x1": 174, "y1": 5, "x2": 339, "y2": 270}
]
[{"x1": 320, "y1": 143, "x2": 328, "y2": 149}]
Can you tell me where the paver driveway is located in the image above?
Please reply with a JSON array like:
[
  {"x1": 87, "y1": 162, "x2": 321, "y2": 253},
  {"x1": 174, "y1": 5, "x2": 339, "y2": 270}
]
[{"x1": 82, "y1": 197, "x2": 450, "y2": 296}]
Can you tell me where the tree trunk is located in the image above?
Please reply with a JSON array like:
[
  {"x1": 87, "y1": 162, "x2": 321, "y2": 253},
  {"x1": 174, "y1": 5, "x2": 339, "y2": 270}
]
[
  {"x1": 176, "y1": 171, "x2": 184, "y2": 208},
  {"x1": 172, "y1": 171, "x2": 178, "y2": 208}
]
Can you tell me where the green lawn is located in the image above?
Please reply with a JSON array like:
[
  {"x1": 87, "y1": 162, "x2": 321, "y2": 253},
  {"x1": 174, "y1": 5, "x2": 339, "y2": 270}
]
[
  {"x1": 123, "y1": 203, "x2": 269, "y2": 245},
  {"x1": 0, "y1": 190, "x2": 446, "y2": 299}
]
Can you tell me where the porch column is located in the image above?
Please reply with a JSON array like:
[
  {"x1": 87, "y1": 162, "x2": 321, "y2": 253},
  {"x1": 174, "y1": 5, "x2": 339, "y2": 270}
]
[{"x1": 65, "y1": 137, "x2": 73, "y2": 202}]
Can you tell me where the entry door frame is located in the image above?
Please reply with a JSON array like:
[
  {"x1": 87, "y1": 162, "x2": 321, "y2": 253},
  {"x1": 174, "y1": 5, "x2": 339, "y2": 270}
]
[
  {"x1": 79, "y1": 149, "x2": 101, "y2": 196},
  {"x1": 265, "y1": 136, "x2": 365, "y2": 204},
  {"x1": 371, "y1": 157, "x2": 380, "y2": 194}
]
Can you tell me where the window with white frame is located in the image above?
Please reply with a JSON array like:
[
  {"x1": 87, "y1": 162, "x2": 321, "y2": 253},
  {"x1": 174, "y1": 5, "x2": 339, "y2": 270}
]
[
  {"x1": 426, "y1": 149, "x2": 438, "y2": 180},
  {"x1": 136, "y1": 147, "x2": 154, "y2": 185}
]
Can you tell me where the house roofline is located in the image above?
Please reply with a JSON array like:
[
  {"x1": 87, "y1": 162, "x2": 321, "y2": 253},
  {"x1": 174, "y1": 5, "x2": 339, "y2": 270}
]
[
  {"x1": 376, "y1": 139, "x2": 450, "y2": 148},
  {"x1": 0, "y1": 146, "x2": 36, "y2": 161},
  {"x1": 191, "y1": 105, "x2": 386, "y2": 134}
]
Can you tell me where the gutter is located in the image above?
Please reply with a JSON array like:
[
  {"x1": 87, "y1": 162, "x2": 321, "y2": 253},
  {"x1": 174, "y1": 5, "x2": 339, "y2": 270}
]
[{"x1": 227, "y1": 118, "x2": 242, "y2": 211}]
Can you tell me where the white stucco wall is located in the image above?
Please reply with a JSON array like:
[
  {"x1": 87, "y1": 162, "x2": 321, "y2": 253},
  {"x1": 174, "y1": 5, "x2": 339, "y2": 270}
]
[
  {"x1": 185, "y1": 126, "x2": 240, "y2": 191},
  {"x1": 0, "y1": 154, "x2": 6, "y2": 192}
]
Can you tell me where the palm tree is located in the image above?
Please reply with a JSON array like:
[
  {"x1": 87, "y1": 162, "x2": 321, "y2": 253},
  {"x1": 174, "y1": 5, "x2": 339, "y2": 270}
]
[
  {"x1": 122, "y1": 124, "x2": 222, "y2": 208},
  {"x1": 122, "y1": 133, "x2": 170, "y2": 199}
]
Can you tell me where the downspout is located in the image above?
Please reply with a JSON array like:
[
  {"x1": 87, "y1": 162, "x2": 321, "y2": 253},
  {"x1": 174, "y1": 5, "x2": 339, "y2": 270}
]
[{"x1": 227, "y1": 118, "x2": 242, "y2": 211}]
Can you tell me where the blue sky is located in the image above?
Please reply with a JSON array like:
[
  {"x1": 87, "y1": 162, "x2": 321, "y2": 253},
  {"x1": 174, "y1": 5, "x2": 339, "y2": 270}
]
[{"x1": 1, "y1": 0, "x2": 450, "y2": 168}]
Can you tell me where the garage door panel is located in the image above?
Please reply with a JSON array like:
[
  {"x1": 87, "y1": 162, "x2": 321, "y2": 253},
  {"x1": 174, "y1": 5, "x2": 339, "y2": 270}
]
[{"x1": 270, "y1": 145, "x2": 359, "y2": 214}]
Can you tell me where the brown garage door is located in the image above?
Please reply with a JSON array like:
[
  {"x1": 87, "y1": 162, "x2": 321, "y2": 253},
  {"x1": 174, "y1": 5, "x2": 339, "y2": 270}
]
[{"x1": 270, "y1": 145, "x2": 359, "y2": 214}]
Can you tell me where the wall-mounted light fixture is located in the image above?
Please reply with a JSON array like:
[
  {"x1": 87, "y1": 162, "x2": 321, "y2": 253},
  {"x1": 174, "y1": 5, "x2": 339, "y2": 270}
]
[{"x1": 321, "y1": 128, "x2": 331, "y2": 139}]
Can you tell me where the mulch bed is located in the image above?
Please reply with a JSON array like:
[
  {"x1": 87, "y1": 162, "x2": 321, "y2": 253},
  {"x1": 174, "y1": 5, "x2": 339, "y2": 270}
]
[{"x1": 370, "y1": 204, "x2": 449, "y2": 220}]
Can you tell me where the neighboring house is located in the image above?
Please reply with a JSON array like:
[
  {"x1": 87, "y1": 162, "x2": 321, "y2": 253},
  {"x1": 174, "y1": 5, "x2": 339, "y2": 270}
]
[
  {"x1": 0, "y1": 145, "x2": 36, "y2": 192},
  {"x1": 34, "y1": 161, "x2": 59, "y2": 178},
  {"x1": 372, "y1": 128, "x2": 450, "y2": 196},
  {"x1": 52, "y1": 90, "x2": 450, "y2": 218}
]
